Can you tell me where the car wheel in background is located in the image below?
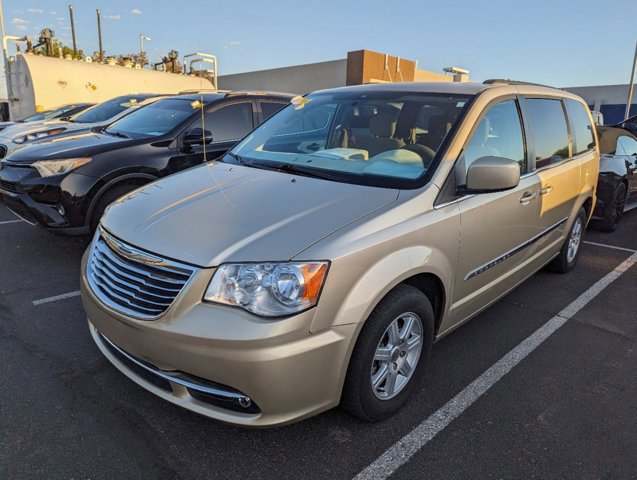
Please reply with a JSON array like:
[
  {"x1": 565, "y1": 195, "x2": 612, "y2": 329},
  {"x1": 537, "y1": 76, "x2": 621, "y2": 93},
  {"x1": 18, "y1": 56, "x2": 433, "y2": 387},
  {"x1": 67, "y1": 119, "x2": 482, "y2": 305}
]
[
  {"x1": 341, "y1": 284, "x2": 434, "y2": 422},
  {"x1": 89, "y1": 184, "x2": 140, "y2": 234},
  {"x1": 599, "y1": 182, "x2": 627, "y2": 232}
]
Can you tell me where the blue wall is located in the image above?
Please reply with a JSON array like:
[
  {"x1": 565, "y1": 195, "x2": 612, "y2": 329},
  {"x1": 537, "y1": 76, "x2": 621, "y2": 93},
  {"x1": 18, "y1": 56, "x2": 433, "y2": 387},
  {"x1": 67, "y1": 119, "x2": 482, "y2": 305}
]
[{"x1": 593, "y1": 104, "x2": 637, "y2": 124}]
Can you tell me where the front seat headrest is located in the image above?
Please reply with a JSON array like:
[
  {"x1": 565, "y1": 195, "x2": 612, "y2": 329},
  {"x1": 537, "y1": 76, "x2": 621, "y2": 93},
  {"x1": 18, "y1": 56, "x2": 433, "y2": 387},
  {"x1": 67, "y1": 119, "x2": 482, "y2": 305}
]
[{"x1": 369, "y1": 107, "x2": 400, "y2": 138}]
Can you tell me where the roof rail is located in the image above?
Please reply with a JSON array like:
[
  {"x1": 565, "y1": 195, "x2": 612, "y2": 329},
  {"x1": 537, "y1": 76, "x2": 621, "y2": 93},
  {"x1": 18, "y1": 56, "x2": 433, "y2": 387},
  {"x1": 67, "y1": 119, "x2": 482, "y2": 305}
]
[
  {"x1": 225, "y1": 90, "x2": 296, "y2": 98},
  {"x1": 177, "y1": 88, "x2": 221, "y2": 94},
  {"x1": 483, "y1": 79, "x2": 562, "y2": 90}
]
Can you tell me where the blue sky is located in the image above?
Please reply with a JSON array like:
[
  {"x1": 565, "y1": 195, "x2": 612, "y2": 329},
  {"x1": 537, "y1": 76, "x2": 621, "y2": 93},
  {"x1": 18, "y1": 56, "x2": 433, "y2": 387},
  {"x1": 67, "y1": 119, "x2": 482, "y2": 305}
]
[{"x1": 1, "y1": 0, "x2": 636, "y2": 96}]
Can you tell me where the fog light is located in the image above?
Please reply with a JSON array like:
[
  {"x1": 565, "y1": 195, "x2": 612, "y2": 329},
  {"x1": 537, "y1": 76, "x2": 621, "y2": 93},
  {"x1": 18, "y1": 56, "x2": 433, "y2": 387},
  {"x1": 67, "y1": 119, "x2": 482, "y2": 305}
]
[
  {"x1": 56, "y1": 205, "x2": 65, "y2": 216},
  {"x1": 238, "y1": 396, "x2": 252, "y2": 408}
]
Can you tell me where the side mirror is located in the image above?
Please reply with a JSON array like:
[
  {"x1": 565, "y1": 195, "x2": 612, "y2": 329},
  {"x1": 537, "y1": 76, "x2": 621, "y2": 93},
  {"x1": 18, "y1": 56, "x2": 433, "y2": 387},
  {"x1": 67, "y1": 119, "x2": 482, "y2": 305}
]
[
  {"x1": 464, "y1": 156, "x2": 520, "y2": 193},
  {"x1": 184, "y1": 127, "x2": 213, "y2": 146}
]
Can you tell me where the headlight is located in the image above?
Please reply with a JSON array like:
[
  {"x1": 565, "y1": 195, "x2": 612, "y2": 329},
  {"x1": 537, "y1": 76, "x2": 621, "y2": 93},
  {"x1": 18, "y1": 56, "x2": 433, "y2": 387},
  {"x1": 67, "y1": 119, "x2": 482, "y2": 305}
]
[
  {"x1": 13, "y1": 128, "x2": 66, "y2": 144},
  {"x1": 32, "y1": 157, "x2": 92, "y2": 177},
  {"x1": 204, "y1": 262, "x2": 329, "y2": 317}
]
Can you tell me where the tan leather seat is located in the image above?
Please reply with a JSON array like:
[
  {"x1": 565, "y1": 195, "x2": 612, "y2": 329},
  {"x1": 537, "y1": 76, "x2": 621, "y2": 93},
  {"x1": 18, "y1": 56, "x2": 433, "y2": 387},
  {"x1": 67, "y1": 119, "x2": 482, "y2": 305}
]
[{"x1": 354, "y1": 107, "x2": 405, "y2": 157}]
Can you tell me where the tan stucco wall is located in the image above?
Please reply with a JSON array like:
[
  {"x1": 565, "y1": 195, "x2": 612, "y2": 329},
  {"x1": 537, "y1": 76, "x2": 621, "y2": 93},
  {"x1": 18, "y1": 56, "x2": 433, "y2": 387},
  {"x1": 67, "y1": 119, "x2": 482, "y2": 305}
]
[{"x1": 219, "y1": 60, "x2": 347, "y2": 95}]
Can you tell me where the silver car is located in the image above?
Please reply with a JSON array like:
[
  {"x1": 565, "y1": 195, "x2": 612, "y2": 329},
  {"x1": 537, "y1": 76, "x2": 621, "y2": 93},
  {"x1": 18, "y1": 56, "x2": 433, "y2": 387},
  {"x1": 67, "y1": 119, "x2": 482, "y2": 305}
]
[{"x1": 0, "y1": 94, "x2": 162, "y2": 158}]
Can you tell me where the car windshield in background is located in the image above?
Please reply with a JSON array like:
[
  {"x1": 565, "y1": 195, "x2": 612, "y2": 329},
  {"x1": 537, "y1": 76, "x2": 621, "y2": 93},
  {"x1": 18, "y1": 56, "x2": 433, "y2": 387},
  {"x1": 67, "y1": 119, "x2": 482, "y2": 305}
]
[
  {"x1": 72, "y1": 96, "x2": 146, "y2": 124},
  {"x1": 105, "y1": 98, "x2": 198, "y2": 138},
  {"x1": 22, "y1": 111, "x2": 49, "y2": 121},
  {"x1": 41, "y1": 104, "x2": 83, "y2": 120},
  {"x1": 22, "y1": 105, "x2": 75, "y2": 122},
  {"x1": 232, "y1": 91, "x2": 472, "y2": 188}
]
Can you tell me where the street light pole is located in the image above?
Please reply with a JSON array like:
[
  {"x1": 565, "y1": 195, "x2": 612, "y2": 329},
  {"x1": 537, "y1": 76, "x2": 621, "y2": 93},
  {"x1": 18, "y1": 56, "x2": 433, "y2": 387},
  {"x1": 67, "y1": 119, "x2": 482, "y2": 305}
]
[
  {"x1": 625, "y1": 40, "x2": 637, "y2": 121},
  {"x1": 139, "y1": 34, "x2": 150, "y2": 53}
]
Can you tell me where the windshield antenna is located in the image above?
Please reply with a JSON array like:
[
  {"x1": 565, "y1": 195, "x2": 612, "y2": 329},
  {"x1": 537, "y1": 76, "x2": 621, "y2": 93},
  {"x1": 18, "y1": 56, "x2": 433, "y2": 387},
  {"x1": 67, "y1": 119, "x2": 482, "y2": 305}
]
[{"x1": 200, "y1": 65, "x2": 206, "y2": 162}]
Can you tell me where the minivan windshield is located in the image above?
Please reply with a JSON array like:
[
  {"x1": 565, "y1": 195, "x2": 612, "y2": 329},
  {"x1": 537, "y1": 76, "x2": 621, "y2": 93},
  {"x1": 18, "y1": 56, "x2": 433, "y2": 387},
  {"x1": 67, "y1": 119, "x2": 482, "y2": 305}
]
[
  {"x1": 105, "y1": 98, "x2": 199, "y2": 138},
  {"x1": 232, "y1": 91, "x2": 472, "y2": 188},
  {"x1": 71, "y1": 95, "x2": 149, "y2": 124}
]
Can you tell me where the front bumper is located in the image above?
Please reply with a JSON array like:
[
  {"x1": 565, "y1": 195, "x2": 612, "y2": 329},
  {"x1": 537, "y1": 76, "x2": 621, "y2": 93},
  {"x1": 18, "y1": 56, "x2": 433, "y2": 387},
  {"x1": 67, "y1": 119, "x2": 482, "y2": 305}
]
[
  {"x1": 0, "y1": 163, "x2": 93, "y2": 234},
  {"x1": 81, "y1": 250, "x2": 356, "y2": 427}
]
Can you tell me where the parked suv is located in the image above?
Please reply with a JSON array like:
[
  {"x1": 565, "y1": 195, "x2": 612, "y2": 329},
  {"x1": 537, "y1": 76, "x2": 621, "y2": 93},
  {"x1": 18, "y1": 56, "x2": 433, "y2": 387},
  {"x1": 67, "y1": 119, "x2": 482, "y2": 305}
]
[
  {"x1": 0, "y1": 92, "x2": 292, "y2": 234},
  {"x1": 81, "y1": 81, "x2": 598, "y2": 427}
]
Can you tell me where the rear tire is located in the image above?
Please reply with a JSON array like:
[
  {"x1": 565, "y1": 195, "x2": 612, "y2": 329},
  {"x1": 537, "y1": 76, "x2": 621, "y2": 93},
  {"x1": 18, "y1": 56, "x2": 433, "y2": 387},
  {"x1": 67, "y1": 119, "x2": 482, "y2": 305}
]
[
  {"x1": 548, "y1": 207, "x2": 586, "y2": 273},
  {"x1": 599, "y1": 182, "x2": 627, "y2": 232},
  {"x1": 89, "y1": 184, "x2": 140, "y2": 234},
  {"x1": 341, "y1": 284, "x2": 434, "y2": 422}
]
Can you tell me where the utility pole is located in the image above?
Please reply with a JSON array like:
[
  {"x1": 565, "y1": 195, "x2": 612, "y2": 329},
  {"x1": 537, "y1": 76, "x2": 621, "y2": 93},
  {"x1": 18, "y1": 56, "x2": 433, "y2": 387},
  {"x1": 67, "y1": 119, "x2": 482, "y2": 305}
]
[
  {"x1": 625, "y1": 40, "x2": 637, "y2": 121},
  {"x1": 69, "y1": 4, "x2": 77, "y2": 58},
  {"x1": 96, "y1": 9, "x2": 103, "y2": 62}
]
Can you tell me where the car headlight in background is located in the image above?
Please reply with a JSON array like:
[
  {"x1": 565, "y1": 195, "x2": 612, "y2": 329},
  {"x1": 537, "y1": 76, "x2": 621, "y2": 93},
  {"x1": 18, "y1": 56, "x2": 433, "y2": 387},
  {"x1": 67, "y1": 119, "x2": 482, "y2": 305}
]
[
  {"x1": 204, "y1": 262, "x2": 329, "y2": 317},
  {"x1": 13, "y1": 128, "x2": 67, "y2": 144},
  {"x1": 32, "y1": 157, "x2": 92, "y2": 177}
]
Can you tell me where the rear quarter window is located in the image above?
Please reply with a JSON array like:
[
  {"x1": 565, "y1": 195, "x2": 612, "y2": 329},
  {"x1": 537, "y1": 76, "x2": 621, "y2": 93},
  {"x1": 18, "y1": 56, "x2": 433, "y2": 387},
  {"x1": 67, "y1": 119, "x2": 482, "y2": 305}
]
[{"x1": 565, "y1": 99, "x2": 595, "y2": 155}]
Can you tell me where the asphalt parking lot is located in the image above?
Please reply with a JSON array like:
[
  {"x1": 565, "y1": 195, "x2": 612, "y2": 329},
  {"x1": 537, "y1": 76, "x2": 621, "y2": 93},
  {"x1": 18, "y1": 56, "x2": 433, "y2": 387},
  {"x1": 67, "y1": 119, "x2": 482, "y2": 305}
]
[{"x1": 1, "y1": 202, "x2": 636, "y2": 480}]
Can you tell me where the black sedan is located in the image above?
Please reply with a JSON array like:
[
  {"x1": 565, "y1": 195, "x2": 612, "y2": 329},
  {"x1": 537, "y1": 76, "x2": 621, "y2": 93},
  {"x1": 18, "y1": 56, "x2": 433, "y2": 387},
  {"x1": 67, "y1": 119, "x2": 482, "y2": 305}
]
[
  {"x1": 0, "y1": 92, "x2": 292, "y2": 235},
  {"x1": 592, "y1": 126, "x2": 637, "y2": 231}
]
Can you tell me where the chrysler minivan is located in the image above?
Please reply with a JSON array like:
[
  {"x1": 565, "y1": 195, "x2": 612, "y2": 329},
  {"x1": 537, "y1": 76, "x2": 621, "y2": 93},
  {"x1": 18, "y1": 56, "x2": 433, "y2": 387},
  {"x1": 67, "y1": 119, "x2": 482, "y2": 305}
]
[{"x1": 80, "y1": 81, "x2": 598, "y2": 427}]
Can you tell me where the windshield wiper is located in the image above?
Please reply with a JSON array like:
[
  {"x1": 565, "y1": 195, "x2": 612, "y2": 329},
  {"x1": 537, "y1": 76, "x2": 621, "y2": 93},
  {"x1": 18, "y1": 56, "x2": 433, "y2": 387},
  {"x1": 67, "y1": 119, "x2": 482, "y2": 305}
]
[
  {"x1": 249, "y1": 160, "x2": 344, "y2": 182},
  {"x1": 105, "y1": 130, "x2": 130, "y2": 139},
  {"x1": 224, "y1": 151, "x2": 247, "y2": 166}
]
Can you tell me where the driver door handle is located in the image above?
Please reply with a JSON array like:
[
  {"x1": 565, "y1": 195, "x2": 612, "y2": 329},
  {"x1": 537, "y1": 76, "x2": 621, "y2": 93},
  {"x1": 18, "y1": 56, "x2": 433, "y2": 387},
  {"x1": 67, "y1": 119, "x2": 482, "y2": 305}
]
[
  {"x1": 519, "y1": 191, "x2": 538, "y2": 205},
  {"x1": 540, "y1": 184, "x2": 553, "y2": 195}
]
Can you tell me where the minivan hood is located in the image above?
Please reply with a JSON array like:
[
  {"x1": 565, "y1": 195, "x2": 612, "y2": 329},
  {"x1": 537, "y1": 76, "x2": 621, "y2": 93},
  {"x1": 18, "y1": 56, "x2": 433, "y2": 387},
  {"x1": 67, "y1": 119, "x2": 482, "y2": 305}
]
[
  {"x1": 5, "y1": 131, "x2": 127, "y2": 163},
  {"x1": 101, "y1": 162, "x2": 399, "y2": 267}
]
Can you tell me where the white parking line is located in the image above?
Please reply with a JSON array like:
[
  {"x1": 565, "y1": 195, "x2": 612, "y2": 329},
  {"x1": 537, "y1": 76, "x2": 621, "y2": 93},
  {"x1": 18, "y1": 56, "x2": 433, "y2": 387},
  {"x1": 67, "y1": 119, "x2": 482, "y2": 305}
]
[
  {"x1": 583, "y1": 240, "x2": 637, "y2": 254},
  {"x1": 354, "y1": 252, "x2": 637, "y2": 480},
  {"x1": 0, "y1": 219, "x2": 22, "y2": 225},
  {"x1": 32, "y1": 290, "x2": 81, "y2": 306}
]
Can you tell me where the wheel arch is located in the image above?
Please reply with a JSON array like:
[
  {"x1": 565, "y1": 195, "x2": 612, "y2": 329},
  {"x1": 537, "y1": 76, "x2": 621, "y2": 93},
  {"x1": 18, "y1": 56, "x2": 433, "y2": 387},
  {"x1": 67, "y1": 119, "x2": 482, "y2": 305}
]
[
  {"x1": 85, "y1": 173, "x2": 158, "y2": 227},
  {"x1": 327, "y1": 247, "x2": 452, "y2": 401},
  {"x1": 403, "y1": 273, "x2": 446, "y2": 335}
]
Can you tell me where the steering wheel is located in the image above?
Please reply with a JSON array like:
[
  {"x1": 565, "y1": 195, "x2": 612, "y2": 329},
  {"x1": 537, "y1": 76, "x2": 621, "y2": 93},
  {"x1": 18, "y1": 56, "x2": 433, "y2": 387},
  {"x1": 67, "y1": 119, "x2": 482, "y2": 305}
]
[{"x1": 401, "y1": 144, "x2": 436, "y2": 167}]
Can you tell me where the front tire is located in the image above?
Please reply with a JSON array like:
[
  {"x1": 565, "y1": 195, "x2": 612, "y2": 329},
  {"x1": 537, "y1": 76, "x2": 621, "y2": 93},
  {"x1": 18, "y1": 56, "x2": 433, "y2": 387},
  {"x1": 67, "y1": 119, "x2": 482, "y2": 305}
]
[
  {"x1": 89, "y1": 184, "x2": 140, "y2": 234},
  {"x1": 548, "y1": 207, "x2": 586, "y2": 273},
  {"x1": 341, "y1": 284, "x2": 434, "y2": 422},
  {"x1": 599, "y1": 182, "x2": 627, "y2": 232}
]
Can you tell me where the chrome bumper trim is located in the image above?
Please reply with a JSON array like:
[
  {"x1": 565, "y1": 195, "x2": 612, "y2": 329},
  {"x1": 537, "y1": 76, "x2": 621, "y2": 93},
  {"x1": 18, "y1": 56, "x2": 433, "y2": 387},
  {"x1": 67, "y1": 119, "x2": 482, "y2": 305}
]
[{"x1": 98, "y1": 331, "x2": 249, "y2": 402}]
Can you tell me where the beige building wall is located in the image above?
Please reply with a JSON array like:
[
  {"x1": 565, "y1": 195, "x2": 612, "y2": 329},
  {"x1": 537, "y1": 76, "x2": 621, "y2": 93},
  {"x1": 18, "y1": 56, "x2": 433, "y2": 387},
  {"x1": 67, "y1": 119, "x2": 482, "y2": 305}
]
[
  {"x1": 218, "y1": 60, "x2": 347, "y2": 95},
  {"x1": 218, "y1": 51, "x2": 463, "y2": 95},
  {"x1": 414, "y1": 69, "x2": 453, "y2": 82}
]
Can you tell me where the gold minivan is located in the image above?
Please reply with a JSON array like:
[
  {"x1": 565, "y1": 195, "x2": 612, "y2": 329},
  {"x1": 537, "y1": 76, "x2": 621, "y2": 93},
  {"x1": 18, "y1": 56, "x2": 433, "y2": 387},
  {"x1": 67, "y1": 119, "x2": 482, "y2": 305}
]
[{"x1": 81, "y1": 81, "x2": 598, "y2": 427}]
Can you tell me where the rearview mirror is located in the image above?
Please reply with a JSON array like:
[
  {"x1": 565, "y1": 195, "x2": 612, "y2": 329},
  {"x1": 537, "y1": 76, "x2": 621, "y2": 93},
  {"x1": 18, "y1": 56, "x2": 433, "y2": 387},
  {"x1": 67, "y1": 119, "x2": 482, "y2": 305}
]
[
  {"x1": 184, "y1": 127, "x2": 213, "y2": 146},
  {"x1": 464, "y1": 156, "x2": 520, "y2": 193}
]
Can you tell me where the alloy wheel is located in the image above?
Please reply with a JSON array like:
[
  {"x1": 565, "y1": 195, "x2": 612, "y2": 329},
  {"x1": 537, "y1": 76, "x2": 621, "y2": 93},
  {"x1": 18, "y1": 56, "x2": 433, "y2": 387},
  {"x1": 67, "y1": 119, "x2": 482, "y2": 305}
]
[
  {"x1": 370, "y1": 312, "x2": 423, "y2": 400},
  {"x1": 566, "y1": 217, "x2": 583, "y2": 264}
]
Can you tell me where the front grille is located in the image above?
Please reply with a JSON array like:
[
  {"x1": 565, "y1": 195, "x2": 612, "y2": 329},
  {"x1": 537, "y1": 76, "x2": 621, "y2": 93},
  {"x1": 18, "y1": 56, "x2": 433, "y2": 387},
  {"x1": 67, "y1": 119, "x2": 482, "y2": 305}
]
[
  {"x1": 87, "y1": 227, "x2": 195, "y2": 319},
  {"x1": 0, "y1": 179, "x2": 20, "y2": 193}
]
